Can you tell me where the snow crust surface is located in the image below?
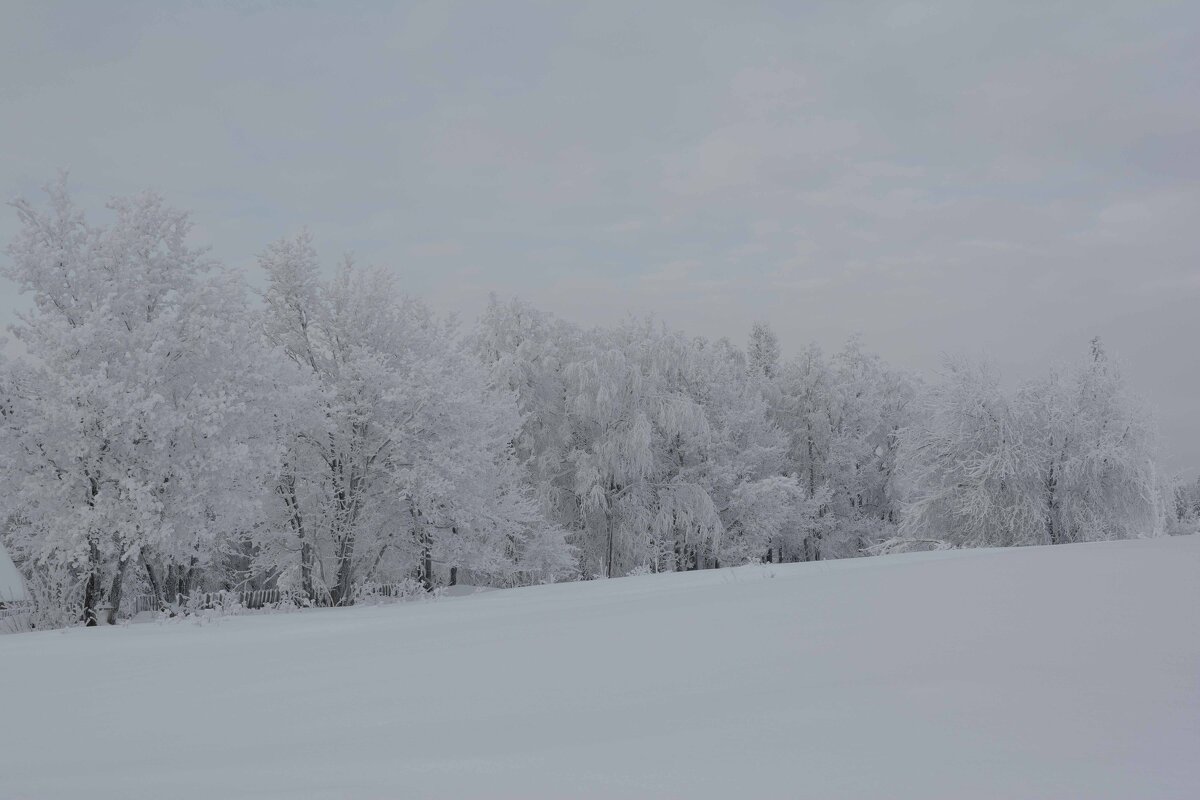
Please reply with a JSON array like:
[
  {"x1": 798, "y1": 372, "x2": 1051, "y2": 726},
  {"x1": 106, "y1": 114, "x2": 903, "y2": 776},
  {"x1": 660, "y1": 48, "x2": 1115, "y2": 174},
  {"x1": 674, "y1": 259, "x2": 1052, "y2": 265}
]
[{"x1": 2, "y1": 536, "x2": 1198, "y2": 799}]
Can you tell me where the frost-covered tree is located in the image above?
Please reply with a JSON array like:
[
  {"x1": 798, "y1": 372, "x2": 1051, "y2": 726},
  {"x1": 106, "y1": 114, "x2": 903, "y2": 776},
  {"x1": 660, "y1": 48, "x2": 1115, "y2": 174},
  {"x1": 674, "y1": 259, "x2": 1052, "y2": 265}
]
[
  {"x1": 694, "y1": 337, "x2": 818, "y2": 566},
  {"x1": 747, "y1": 321, "x2": 780, "y2": 379},
  {"x1": 775, "y1": 344, "x2": 833, "y2": 505},
  {"x1": 894, "y1": 357, "x2": 1045, "y2": 547},
  {"x1": 0, "y1": 179, "x2": 285, "y2": 623},
  {"x1": 257, "y1": 237, "x2": 570, "y2": 603},
  {"x1": 1021, "y1": 339, "x2": 1162, "y2": 543},
  {"x1": 1172, "y1": 475, "x2": 1200, "y2": 534},
  {"x1": 474, "y1": 297, "x2": 583, "y2": 565},
  {"x1": 895, "y1": 342, "x2": 1164, "y2": 548},
  {"x1": 820, "y1": 338, "x2": 915, "y2": 555},
  {"x1": 561, "y1": 322, "x2": 658, "y2": 577},
  {"x1": 479, "y1": 304, "x2": 813, "y2": 577},
  {"x1": 770, "y1": 338, "x2": 914, "y2": 559}
]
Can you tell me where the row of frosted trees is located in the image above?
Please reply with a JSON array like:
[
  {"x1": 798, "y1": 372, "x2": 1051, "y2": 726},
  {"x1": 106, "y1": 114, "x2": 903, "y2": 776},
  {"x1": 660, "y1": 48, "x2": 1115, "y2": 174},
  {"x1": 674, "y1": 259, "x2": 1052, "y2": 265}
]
[{"x1": 0, "y1": 183, "x2": 1183, "y2": 628}]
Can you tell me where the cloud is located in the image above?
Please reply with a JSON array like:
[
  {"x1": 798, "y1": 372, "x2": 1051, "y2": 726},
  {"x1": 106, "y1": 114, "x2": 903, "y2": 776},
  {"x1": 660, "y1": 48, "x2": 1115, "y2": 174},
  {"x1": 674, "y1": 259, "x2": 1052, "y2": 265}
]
[{"x1": 0, "y1": 0, "x2": 1197, "y2": 470}]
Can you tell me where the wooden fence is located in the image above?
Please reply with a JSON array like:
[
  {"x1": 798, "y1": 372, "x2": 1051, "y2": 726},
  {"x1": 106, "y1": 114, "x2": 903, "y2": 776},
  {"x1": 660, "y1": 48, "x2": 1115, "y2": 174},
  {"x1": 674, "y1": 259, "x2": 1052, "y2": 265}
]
[
  {"x1": 120, "y1": 582, "x2": 421, "y2": 617},
  {"x1": 122, "y1": 588, "x2": 282, "y2": 616}
]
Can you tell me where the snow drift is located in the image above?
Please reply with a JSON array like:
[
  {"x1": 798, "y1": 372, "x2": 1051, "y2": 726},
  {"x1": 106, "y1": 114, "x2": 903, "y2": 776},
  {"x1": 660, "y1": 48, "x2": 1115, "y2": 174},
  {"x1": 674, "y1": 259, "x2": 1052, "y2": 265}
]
[{"x1": 1, "y1": 536, "x2": 1197, "y2": 799}]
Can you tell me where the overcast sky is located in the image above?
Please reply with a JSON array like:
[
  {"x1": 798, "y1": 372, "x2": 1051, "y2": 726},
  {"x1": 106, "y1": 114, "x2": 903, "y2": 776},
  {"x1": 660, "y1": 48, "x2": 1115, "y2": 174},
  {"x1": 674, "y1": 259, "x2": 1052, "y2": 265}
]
[{"x1": 2, "y1": 1, "x2": 1197, "y2": 473}]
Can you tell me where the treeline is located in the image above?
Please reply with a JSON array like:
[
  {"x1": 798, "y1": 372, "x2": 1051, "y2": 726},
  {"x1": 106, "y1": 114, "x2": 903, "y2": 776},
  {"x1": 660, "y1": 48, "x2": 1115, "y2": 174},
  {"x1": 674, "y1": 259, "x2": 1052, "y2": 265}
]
[{"x1": 0, "y1": 182, "x2": 1189, "y2": 628}]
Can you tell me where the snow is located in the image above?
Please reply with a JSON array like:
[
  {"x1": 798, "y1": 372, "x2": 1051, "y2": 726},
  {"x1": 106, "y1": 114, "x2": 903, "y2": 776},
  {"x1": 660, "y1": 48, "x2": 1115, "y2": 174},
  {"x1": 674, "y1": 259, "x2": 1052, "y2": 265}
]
[
  {"x1": 0, "y1": 541, "x2": 26, "y2": 603},
  {"x1": 2, "y1": 536, "x2": 1198, "y2": 799}
]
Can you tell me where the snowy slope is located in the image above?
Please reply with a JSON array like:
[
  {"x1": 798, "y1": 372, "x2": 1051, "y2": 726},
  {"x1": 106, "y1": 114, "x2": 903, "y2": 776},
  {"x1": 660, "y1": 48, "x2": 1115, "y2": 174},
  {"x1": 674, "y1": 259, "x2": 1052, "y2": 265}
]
[{"x1": 1, "y1": 537, "x2": 1198, "y2": 799}]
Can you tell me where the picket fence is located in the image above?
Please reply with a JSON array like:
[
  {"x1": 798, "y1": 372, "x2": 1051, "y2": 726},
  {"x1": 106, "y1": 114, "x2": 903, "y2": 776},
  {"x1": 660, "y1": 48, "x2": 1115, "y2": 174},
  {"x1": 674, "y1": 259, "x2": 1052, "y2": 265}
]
[
  {"x1": 120, "y1": 582, "x2": 420, "y2": 617},
  {"x1": 121, "y1": 588, "x2": 281, "y2": 616}
]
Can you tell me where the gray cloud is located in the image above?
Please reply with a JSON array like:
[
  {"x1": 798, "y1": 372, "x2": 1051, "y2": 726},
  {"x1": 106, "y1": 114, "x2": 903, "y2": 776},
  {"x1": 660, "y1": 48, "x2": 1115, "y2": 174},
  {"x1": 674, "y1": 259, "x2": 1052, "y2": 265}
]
[{"x1": 2, "y1": 0, "x2": 1197, "y2": 472}]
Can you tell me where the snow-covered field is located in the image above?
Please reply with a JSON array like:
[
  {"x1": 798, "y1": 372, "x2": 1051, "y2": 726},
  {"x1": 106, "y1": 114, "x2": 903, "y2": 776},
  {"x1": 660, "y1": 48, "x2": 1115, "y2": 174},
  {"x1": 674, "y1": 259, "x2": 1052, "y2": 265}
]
[{"x1": 2, "y1": 536, "x2": 1198, "y2": 799}]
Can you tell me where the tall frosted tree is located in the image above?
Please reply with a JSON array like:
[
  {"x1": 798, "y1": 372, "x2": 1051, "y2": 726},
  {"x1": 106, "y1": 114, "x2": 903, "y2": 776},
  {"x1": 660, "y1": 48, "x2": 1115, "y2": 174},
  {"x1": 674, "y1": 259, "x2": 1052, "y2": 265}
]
[
  {"x1": 747, "y1": 321, "x2": 781, "y2": 379},
  {"x1": 770, "y1": 338, "x2": 914, "y2": 559},
  {"x1": 479, "y1": 304, "x2": 815, "y2": 577},
  {"x1": 0, "y1": 179, "x2": 285, "y2": 624},
  {"x1": 257, "y1": 237, "x2": 571, "y2": 603},
  {"x1": 895, "y1": 343, "x2": 1164, "y2": 548},
  {"x1": 894, "y1": 357, "x2": 1044, "y2": 547},
  {"x1": 1021, "y1": 339, "x2": 1162, "y2": 543}
]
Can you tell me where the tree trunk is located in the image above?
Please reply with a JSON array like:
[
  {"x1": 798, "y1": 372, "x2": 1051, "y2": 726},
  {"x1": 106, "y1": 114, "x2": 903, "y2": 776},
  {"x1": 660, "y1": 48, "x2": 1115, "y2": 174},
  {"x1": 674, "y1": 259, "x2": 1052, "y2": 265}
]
[
  {"x1": 165, "y1": 564, "x2": 180, "y2": 604},
  {"x1": 410, "y1": 505, "x2": 433, "y2": 592},
  {"x1": 180, "y1": 557, "x2": 198, "y2": 598},
  {"x1": 106, "y1": 555, "x2": 130, "y2": 622},
  {"x1": 1045, "y1": 447, "x2": 1067, "y2": 545},
  {"x1": 329, "y1": 505, "x2": 356, "y2": 605},
  {"x1": 421, "y1": 546, "x2": 433, "y2": 592},
  {"x1": 82, "y1": 473, "x2": 103, "y2": 626},
  {"x1": 332, "y1": 543, "x2": 355, "y2": 606},
  {"x1": 143, "y1": 556, "x2": 162, "y2": 609},
  {"x1": 81, "y1": 540, "x2": 102, "y2": 627},
  {"x1": 328, "y1": 453, "x2": 366, "y2": 606},
  {"x1": 278, "y1": 471, "x2": 315, "y2": 600},
  {"x1": 605, "y1": 502, "x2": 616, "y2": 578},
  {"x1": 807, "y1": 434, "x2": 817, "y2": 498},
  {"x1": 300, "y1": 540, "x2": 315, "y2": 600}
]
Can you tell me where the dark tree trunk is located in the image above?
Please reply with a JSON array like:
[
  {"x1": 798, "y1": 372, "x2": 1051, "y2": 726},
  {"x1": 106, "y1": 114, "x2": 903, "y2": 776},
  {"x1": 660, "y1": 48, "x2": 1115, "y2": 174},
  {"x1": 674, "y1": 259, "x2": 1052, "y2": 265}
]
[
  {"x1": 81, "y1": 540, "x2": 101, "y2": 627},
  {"x1": 1045, "y1": 455, "x2": 1062, "y2": 545},
  {"x1": 300, "y1": 541, "x2": 314, "y2": 600},
  {"x1": 410, "y1": 505, "x2": 433, "y2": 592},
  {"x1": 605, "y1": 509, "x2": 616, "y2": 579},
  {"x1": 106, "y1": 555, "x2": 130, "y2": 622},
  {"x1": 82, "y1": 472, "x2": 103, "y2": 626},
  {"x1": 421, "y1": 546, "x2": 433, "y2": 592},
  {"x1": 179, "y1": 557, "x2": 198, "y2": 599},
  {"x1": 331, "y1": 544, "x2": 355, "y2": 606},
  {"x1": 328, "y1": 450, "x2": 366, "y2": 606},
  {"x1": 165, "y1": 564, "x2": 180, "y2": 604},
  {"x1": 807, "y1": 434, "x2": 817, "y2": 498}
]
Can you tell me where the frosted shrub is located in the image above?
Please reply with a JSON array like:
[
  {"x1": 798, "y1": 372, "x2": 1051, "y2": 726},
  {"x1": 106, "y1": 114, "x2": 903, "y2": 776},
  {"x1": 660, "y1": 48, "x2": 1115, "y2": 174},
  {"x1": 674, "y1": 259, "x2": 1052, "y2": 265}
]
[
  {"x1": 352, "y1": 579, "x2": 430, "y2": 605},
  {"x1": 17, "y1": 561, "x2": 83, "y2": 631}
]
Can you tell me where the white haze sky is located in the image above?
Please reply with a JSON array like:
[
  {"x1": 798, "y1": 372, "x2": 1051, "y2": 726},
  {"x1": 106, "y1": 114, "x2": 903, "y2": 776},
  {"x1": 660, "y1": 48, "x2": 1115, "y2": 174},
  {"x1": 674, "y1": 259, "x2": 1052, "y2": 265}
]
[{"x1": 1, "y1": 1, "x2": 1197, "y2": 474}]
